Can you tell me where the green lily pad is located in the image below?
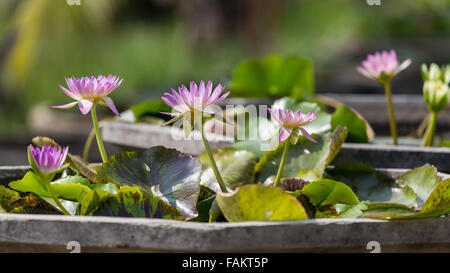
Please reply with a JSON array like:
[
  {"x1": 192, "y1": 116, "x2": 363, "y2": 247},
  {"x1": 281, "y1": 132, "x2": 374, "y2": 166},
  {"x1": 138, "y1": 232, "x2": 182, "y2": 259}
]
[
  {"x1": 93, "y1": 186, "x2": 182, "y2": 219},
  {"x1": 9, "y1": 172, "x2": 93, "y2": 202},
  {"x1": 331, "y1": 105, "x2": 368, "y2": 143},
  {"x1": 397, "y1": 164, "x2": 441, "y2": 208},
  {"x1": 189, "y1": 195, "x2": 216, "y2": 222},
  {"x1": 216, "y1": 184, "x2": 308, "y2": 222},
  {"x1": 0, "y1": 186, "x2": 21, "y2": 212},
  {"x1": 67, "y1": 154, "x2": 105, "y2": 184},
  {"x1": 97, "y1": 146, "x2": 202, "y2": 219},
  {"x1": 200, "y1": 148, "x2": 256, "y2": 192},
  {"x1": 300, "y1": 179, "x2": 359, "y2": 207},
  {"x1": 362, "y1": 203, "x2": 415, "y2": 219},
  {"x1": 327, "y1": 162, "x2": 417, "y2": 208},
  {"x1": 335, "y1": 201, "x2": 370, "y2": 218},
  {"x1": 9, "y1": 194, "x2": 63, "y2": 215},
  {"x1": 230, "y1": 54, "x2": 315, "y2": 100},
  {"x1": 255, "y1": 126, "x2": 348, "y2": 182}
]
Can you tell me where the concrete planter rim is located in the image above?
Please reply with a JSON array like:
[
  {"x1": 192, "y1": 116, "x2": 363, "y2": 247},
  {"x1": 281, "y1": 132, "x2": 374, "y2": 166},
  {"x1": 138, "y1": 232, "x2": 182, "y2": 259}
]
[
  {"x1": 1, "y1": 213, "x2": 449, "y2": 253},
  {"x1": 1, "y1": 166, "x2": 450, "y2": 252}
]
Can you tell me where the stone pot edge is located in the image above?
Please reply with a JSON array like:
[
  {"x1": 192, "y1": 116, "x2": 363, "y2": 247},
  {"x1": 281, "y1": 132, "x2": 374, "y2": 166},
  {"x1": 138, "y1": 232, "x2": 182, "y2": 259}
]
[{"x1": 0, "y1": 214, "x2": 449, "y2": 253}]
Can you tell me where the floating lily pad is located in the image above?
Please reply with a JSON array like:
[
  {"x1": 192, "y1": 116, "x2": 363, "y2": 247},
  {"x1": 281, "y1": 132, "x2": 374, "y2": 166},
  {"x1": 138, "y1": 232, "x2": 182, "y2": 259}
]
[
  {"x1": 93, "y1": 186, "x2": 182, "y2": 219},
  {"x1": 326, "y1": 162, "x2": 417, "y2": 208},
  {"x1": 216, "y1": 184, "x2": 308, "y2": 222},
  {"x1": 0, "y1": 186, "x2": 20, "y2": 212},
  {"x1": 300, "y1": 179, "x2": 359, "y2": 207},
  {"x1": 200, "y1": 148, "x2": 256, "y2": 192},
  {"x1": 97, "y1": 146, "x2": 202, "y2": 219},
  {"x1": 255, "y1": 126, "x2": 347, "y2": 182},
  {"x1": 397, "y1": 164, "x2": 441, "y2": 208},
  {"x1": 335, "y1": 201, "x2": 370, "y2": 218}
]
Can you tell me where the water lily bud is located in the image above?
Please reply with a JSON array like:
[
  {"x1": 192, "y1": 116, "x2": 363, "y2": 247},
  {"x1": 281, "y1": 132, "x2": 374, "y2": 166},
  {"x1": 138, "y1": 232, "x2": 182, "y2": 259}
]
[
  {"x1": 422, "y1": 63, "x2": 450, "y2": 84},
  {"x1": 423, "y1": 80, "x2": 449, "y2": 113},
  {"x1": 28, "y1": 144, "x2": 69, "y2": 181}
]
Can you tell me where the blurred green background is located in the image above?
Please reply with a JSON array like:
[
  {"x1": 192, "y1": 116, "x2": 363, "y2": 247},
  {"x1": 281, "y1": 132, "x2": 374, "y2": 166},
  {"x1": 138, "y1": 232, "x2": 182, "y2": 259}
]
[{"x1": 0, "y1": 0, "x2": 449, "y2": 147}]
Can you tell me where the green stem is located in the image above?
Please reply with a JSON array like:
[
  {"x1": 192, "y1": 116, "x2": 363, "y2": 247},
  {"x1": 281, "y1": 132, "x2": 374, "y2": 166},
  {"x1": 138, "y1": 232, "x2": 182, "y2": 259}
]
[
  {"x1": 384, "y1": 82, "x2": 398, "y2": 145},
  {"x1": 44, "y1": 182, "x2": 71, "y2": 215},
  {"x1": 273, "y1": 135, "x2": 291, "y2": 188},
  {"x1": 422, "y1": 111, "x2": 437, "y2": 147},
  {"x1": 91, "y1": 104, "x2": 108, "y2": 163},
  {"x1": 200, "y1": 123, "x2": 228, "y2": 193}
]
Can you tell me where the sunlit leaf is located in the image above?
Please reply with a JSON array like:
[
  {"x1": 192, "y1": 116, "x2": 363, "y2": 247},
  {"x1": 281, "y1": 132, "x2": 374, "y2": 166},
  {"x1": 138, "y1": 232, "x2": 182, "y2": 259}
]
[
  {"x1": 397, "y1": 164, "x2": 441, "y2": 208},
  {"x1": 255, "y1": 126, "x2": 347, "y2": 182},
  {"x1": 200, "y1": 148, "x2": 256, "y2": 192},
  {"x1": 216, "y1": 184, "x2": 308, "y2": 222},
  {"x1": 301, "y1": 179, "x2": 359, "y2": 207}
]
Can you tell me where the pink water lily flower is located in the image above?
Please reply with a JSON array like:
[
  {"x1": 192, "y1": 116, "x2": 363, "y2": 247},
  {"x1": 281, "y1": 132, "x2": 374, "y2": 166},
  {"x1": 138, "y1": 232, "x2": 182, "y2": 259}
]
[
  {"x1": 161, "y1": 80, "x2": 230, "y2": 125},
  {"x1": 28, "y1": 144, "x2": 69, "y2": 175},
  {"x1": 358, "y1": 50, "x2": 411, "y2": 82},
  {"x1": 52, "y1": 75, "x2": 123, "y2": 115},
  {"x1": 268, "y1": 108, "x2": 318, "y2": 143}
]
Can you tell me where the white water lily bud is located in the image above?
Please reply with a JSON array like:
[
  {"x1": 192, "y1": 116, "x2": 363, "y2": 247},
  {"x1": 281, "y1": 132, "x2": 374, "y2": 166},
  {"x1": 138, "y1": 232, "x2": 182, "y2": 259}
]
[
  {"x1": 422, "y1": 63, "x2": 450, "y2": 84},
  {"x1": 423, "y1": 80, "x2": 449, "y2": 113}
]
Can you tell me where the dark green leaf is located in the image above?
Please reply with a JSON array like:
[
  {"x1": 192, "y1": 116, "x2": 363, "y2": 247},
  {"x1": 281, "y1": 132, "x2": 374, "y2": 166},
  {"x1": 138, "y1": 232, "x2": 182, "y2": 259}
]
[
  {"x1": 93, "y1": 186, "x2": 182, "y2": 219},
  {"x1": 130, "y1": 99, "x2": 172, "y2": 121},
  {"x1": 0, "y1": 186, "x2": 20, "y2": 212},
  {"x1": 97, "y1": 146, "x2": 202, "y2": 219},
  {"x1": 327, "y1": 162, "x2": 417, "y2": 208}
]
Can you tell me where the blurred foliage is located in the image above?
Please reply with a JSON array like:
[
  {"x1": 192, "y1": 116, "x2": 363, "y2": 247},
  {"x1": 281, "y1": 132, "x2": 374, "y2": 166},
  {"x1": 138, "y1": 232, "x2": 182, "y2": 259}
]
[{"x1": 0, "y1": 0, "x2": 449, "y2": 137}]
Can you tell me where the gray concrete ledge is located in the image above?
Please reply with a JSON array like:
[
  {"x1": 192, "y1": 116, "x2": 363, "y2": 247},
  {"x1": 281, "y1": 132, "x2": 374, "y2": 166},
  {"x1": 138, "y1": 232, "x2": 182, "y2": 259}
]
[
  {"x1": 102, "y1": 120, "x2": 450, "y2": 172},
  {"x1": 334, "y1": 144, "x2": 450, "y2": 172},
  {"x1": 0, "y1": 214, "x2": 449, "y2": 253}
]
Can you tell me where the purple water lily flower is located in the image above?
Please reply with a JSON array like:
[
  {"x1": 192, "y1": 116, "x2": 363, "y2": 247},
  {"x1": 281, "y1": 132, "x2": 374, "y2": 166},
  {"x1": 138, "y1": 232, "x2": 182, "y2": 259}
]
[
  {"x1": 268, "y1": 108, "x2": 318, "y2": 143},
  {"x1": 28, "y1": 144, "x2": 69, "y2": 175},
  {"x1": 357, "y1": 49, "x2": 411, "y2": 82},
  {"x1": 161, "y1": 80, "x2": 230, "y2": 124},
  {"x1": 52, "y1": 75, "x2": 123, "y2": 115}
]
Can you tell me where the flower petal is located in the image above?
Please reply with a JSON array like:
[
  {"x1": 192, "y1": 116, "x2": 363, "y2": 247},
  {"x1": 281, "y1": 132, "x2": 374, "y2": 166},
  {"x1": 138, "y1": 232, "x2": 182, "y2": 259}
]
[
  {"x1": 395, "y1": 59, "x2": 412, "y2": 75},
  {"x1": 102, "y1": 97, "x2": 120, "y2": 116},
  {"x1": 78, "y1": 99, "x2": 94, "y2": 115},
  {"x1": 52, "y1": 101, "x2": 79, "y2": 109},
  {"x1": 299, "y1": 127, "x2": 318, "y2": 143},
  {"x1": 279, "y1": 127, "x2": 292, "y2": 143}
]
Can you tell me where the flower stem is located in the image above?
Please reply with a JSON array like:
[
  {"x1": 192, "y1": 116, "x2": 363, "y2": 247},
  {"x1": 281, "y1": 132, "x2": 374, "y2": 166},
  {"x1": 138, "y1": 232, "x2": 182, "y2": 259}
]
[
  {"x1": 44, "y1": 182, "x2": 71, "y2": 215},
  {"x1": 91, "y1": 104, "x2": 108, "y2": 163},
  {"x1": 200, "y1": 123, "x2": 228, "y2": 193},
  {"x1": 273, "y1": 135, "x2": 291, "y2": 188},
  {"x1": 384, "y1": 82, "x2": 398, "y2": 145},
  {"x1": 422, "y1": 111, "x2": 437, "y2": 147}
]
